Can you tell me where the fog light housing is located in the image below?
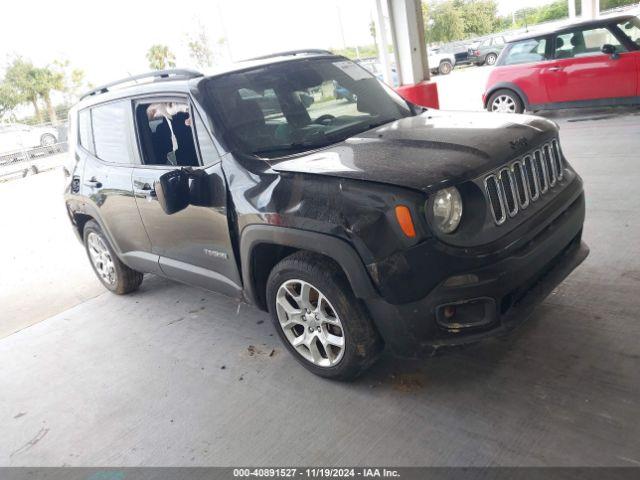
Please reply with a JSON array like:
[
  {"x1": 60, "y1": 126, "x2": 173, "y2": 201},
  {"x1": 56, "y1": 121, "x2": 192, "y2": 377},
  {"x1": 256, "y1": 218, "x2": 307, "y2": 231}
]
[{"x1": 436, "y1": 297, "x2": 496, "y2": 330}]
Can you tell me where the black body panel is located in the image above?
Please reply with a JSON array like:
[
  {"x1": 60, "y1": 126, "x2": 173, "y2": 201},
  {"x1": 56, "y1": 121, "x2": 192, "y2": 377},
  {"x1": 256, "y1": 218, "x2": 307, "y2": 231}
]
[
  {"x1": 64, "y1": 57, "x2": 589, "y2": 356},
  {"x1": 270, "y1": 110, "x2": 558, "y2": 193}
]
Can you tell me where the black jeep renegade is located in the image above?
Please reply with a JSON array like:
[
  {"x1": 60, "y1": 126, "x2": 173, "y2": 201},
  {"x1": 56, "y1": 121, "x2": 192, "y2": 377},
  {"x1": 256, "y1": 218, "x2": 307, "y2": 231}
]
[{"x1": 65, "y1": 51, "x2": 589, "y2": 379}]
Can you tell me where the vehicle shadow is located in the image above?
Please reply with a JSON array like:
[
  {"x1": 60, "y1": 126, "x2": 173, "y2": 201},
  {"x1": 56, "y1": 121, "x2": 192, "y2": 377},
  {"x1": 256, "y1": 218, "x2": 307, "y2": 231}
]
[
  {"x1": 352, "y1": 299, "x2": 612, "y2": 397},
  {"x1": 537, "y1": 105, "x2": 639, "y2": 122}
]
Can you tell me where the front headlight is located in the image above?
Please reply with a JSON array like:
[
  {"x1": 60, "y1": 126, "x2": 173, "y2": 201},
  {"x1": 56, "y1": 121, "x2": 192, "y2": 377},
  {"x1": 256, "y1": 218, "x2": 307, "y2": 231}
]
[{"x1": 432, "y1": 187, "x2": 463, "y2": 234}]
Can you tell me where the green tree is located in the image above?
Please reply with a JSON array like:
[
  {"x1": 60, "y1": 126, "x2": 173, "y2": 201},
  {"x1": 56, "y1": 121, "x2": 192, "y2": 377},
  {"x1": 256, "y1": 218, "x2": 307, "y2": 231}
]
[
  {"x1": 4, "y1": 57, "x2": 43, "y2": 123},
  {"x1": 600, "y1": 0, "x2": 637, "y2": 9},
  {"x1": 146, "y1": 44, "x2": 177, "y2": 70},
  {"x1": 187, "y1": 26, "x2": 214, "y2": 68},
  {"x1": 428, "y1": 1, "x2": 465, "y2": 43},
  {"x1": 34, "y1": 66, "x2": 65, "y2": 125},
  {"x1": 53, "y1": 59, "x2": 87, "y2": 103},
  {"x1": 0, "y1": 81, "x2": 20, "y2": 119},
  {"x1": 460, "y1": 0, "x2": 500, "y2": 37}
]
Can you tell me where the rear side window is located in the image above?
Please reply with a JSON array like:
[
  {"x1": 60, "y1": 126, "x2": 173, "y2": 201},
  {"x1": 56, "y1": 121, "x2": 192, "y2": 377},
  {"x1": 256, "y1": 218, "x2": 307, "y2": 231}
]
[
  {"x1": 503, "y1": 38, "x2": 548, "y2": 65},
  {"x1": 78, "y1": 109, "x2": 94, "y2": 153},
  {"x1": 91, "y1": 101, "x2": 132, "y2": 164},
  {"x1": 554, "y1": 27, "x2": 626, "y2": 59}
]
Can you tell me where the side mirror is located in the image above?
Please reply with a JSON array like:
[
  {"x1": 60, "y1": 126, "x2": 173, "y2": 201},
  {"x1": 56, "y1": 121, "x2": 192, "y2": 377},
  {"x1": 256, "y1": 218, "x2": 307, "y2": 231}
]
[
  {"x1": 155, "y1": 169, "x2": 190, "y2": 214},
  {"x1": 601, "y1": 44, "x2": 619, "y2": 59}
]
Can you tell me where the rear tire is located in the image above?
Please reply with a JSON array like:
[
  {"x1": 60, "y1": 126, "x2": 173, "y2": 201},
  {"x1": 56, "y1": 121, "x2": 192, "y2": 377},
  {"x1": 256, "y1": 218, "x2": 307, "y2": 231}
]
[
  {"x1": 83, "y1": 220, "x2": 143, "y2": 294},
  {"x1": 485, "y1": 53, "x2": 498, "y2": 66},
  {"x1": 266, "y1": 251, "x2": 382, "y2": 380},
  {"x1": 40, "y1": 133, "x2": 56, "y2": 147},
  {"x1": 438, "y1": 60, "x2": 453, "y2": 75},
  {"x1": 488, "y1": 89, "x2": 524, "y2": 114}
]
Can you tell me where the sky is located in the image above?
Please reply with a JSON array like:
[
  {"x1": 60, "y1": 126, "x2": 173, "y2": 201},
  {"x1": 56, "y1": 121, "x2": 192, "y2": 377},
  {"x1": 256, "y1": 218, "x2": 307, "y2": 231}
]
[{"x1": 1, "y1": 0, "x2": 559, "y2": 85}]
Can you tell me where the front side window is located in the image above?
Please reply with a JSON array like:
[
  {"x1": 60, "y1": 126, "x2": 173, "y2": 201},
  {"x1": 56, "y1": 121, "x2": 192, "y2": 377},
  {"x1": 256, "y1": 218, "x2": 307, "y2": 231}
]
[
  {"x1": 554, "y1": 27, "x2": 626, "y2": 59},
  {"x1": 493, "y1": 36, "x2": 505, "y2": 46},
  {"x1": 202, "y1": 58, "x2": 413, "y2": 158},
  {"x1": 503, "y1": 38, "x2": 548, "y2": 65},
  {"x1": 616, "y1": 17, "x2": 640, "y2": 48},
  {"x1": 134, "y1": 100, "x2": 200, "y2": 167},
  {"x1": 91, "y1": 101, "x2": 132, "y2": 164}
]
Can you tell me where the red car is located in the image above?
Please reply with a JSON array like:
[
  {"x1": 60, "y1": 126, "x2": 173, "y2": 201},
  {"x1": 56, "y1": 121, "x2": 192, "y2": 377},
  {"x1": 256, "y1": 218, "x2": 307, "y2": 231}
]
[{"x1": 483, "y1": 14, "x2": 640, "y2": 113}]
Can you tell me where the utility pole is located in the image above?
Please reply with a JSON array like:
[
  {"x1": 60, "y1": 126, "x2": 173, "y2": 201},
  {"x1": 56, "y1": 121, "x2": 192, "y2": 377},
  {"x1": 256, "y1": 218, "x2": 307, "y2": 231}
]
[{"x1": 337, "y1": 5, "x2": 347, "y2": 49}]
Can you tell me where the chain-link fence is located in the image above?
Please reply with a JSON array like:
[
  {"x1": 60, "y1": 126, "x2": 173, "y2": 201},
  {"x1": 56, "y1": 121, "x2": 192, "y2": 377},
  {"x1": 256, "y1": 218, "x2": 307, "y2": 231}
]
[{"x1": 0, "y1": 121, "x2": 69, "y2": 181}]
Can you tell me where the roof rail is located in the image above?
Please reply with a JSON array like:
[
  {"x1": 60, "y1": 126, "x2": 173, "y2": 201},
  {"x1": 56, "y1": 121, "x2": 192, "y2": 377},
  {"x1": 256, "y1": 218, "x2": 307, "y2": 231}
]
[
  {"x1": 80, "y1": 69, "x2": 204, "y2": 101},
  {"x1": 242, "y1": 49, "x2": 334, "y2": 62}
]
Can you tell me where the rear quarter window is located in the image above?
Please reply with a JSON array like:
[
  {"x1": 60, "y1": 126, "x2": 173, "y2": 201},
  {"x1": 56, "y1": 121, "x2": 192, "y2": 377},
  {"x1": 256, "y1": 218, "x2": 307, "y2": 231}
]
[
  {"x1": 503, "y1": 38, "x2": 548, "y2": 65},
  {"x1": 91, "y1": 100, "x2": 132, "y2": 164},
  {"x1": 78, "y1": 109, "x2": 94, "y2": 154}
]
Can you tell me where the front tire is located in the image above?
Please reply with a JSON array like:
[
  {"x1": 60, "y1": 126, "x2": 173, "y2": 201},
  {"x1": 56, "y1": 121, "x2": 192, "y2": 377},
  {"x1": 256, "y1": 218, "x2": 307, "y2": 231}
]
[
  {"x1": 83, "y1": 220, "x2": 143, "y2": 294},
  {"x1": 438, "y1": 60, "x2": 453, "y2": 75},
  {"x1": 488, "y1": 89, "x2": 524, "y2": 114},
  {"x1": 266, "y1": 252, "x2": 382, "y2": 380}
]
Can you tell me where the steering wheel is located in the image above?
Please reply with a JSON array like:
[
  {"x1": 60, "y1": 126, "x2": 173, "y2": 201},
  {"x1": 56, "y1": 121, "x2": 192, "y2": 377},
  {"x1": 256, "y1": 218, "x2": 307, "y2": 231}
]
[{"x1": 314, "y1": 114, "x2": 336, "y2": 126}]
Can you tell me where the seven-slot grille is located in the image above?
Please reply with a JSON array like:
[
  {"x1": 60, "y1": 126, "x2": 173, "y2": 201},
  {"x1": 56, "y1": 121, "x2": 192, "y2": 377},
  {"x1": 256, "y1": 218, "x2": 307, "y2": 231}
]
[{"x1": 484, "y1": 139, "x2": 564, "y2": 225}]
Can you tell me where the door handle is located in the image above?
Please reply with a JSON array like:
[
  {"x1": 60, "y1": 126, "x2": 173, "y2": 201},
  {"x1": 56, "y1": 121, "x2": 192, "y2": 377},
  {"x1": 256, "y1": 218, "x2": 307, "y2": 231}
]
[
  {"x1": 548, "y1": 66, "x2": 563, "y2": 72},
  {"x1": 139, "y1": 182, "x2": 157, "y2": 199},
  {"x1": 84, "y1": 177, "x2": 102, "y2": 188}
]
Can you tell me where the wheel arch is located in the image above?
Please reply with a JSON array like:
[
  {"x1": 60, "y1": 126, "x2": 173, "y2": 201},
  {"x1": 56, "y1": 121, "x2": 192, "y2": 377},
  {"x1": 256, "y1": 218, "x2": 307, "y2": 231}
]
[
  {"x1": 240, "y1": 225, "x2": 378, "y2": 311},
  {"x1": 484, "y1": 82, "x2": 529, "y2": 110}
]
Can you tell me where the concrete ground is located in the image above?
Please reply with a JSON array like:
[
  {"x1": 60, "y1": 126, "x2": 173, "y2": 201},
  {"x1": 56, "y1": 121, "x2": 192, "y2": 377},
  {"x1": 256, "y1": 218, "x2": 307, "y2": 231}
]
[
  {"x1": 0, "y1": 165, "x2": 103, "y2": 338},
  {"x1": 1, "y1": 75, "x2": 639, "y2": 466}
]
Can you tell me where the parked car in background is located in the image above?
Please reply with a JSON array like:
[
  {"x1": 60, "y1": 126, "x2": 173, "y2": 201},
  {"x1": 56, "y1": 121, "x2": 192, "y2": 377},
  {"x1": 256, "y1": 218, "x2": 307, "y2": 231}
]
[
  {"x1": 484, "y1": 15, "x2": 640, "y2": 113},
  {"x1": 357, "y1": 58, "x2": 399, "y2": 86},
  {"x1": 469, "y1": 35, "x2": 507, "y2": 65},
  {"x1": 428, "y1": 48, "x2": 455, "y2": 74},
  {"x1": 0, "y1": 123, "x2": 58, "y2": 154},
  {"x1": 436, "y1": 40, "x2": 477, "y2": 66}
]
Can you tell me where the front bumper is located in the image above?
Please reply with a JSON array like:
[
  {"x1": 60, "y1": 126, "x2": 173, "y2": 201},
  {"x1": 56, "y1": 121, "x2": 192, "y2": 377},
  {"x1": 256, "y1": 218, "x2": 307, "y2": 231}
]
[{"x1": 365, "y1": 192, "x2": 588, "y2": 357}]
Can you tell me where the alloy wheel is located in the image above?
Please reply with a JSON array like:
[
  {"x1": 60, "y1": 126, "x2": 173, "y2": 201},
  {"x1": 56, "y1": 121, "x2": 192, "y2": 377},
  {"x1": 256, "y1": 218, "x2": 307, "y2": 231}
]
[
  {"x1": 87, "y1": 232, "x2": 117, "y2": 285},
  {"x1": 491, "y1": 95, "x2": 516, "y2": 113},
  {"x1": 41, "y1": 134, "x2": 56, "y2": 146},
  {"x1": 275, "y1": 279, "x2": 345, "y2": 367},
  {"x1": 486, "y1": 54, "x2": 497, "y2": 65}
]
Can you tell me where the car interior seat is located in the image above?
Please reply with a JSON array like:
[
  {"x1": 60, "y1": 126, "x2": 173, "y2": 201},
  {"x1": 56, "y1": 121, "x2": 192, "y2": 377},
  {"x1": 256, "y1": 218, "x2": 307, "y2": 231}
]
[
  {"x1": 171, "y1": 112, "x2": 199, "y2": 167},
  {"x1": 554, "y1": 37, "x2": 572, "y2": 59},
  {"x1": 570, "y1": 34, "x2": 587, "y2": 56},
  {"x1": 227, "y1": 97, "x2": 274, "y2": 151},
  {"x1": 152, "y1": 118, "x2": 173, "y2": 165}
]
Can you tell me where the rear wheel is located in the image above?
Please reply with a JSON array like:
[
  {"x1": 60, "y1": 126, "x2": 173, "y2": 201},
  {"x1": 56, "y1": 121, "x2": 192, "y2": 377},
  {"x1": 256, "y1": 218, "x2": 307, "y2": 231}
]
[
  {"x1": 83, "y1": 220, "x2": 143, "y2": 294},
  {"x1": 438, "y1": 60, "x2": 453, "y2": 75},
  {"x1": 40, "y1": 133, "x2": 56, "y2": 147},
  {"x1": 485, "y1": 53, "x2": 498, "y2": 66},
  {"x1": 266, "y1": 252, "x2": 382, "y2": 380},
  {"x1": 488, "y1": 89, "x2": 524, "y2": 114}
]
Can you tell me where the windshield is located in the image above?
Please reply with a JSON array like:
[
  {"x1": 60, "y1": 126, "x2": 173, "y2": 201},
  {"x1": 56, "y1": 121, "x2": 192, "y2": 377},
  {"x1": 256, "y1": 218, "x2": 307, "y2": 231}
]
[
  {"x1": 202, "y1": 57, "x2": 414, "y2": 158},
  {"x1": 617, "y1": 16, "x2": 640, "y2": 48}
]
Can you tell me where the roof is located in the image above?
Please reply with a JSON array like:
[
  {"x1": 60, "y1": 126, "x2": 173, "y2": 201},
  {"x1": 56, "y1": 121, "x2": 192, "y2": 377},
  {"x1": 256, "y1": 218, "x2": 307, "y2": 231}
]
[
  {"x1": 76, "y1": 50, "x2": 339, "y2": 108},
  {"x1": 507, "y1": 14, "x2": 636, "y2": 43}
]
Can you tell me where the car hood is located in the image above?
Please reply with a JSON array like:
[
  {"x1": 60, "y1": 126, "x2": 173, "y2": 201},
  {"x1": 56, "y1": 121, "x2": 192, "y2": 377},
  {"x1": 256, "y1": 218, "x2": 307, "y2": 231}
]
[{"x1": 270, "y1": 110, "x2": 558, "y2": 193}]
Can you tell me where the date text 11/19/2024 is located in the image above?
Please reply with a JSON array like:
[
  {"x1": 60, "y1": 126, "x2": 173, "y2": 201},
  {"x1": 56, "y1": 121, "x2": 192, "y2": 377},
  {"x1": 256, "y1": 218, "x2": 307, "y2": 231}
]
[{"x1": 232, "y1": 468, "x2": 401, "y2": 478}]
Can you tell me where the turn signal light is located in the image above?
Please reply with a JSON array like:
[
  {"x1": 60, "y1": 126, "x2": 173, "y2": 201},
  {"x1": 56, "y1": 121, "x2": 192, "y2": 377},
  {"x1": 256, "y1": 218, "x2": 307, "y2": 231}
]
[{"x1": 395, "y1": 205, "x2": 416, "y2": 238}]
